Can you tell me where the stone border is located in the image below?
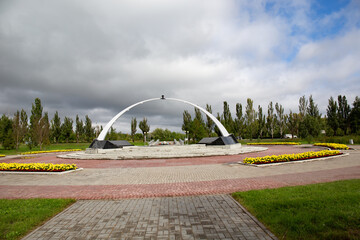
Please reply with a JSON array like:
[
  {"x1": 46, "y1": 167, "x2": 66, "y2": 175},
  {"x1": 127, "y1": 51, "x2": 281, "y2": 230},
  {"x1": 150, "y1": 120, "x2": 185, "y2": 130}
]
[
  {"x1": 238, "y1": 153, "x2": 349, "y2": 167},
  {"x1": 0, "y1": 168, "x2": 83, "y2": 175},
  {"x1": 230, "y1": 194, "x2": 278, "y2": 239}
]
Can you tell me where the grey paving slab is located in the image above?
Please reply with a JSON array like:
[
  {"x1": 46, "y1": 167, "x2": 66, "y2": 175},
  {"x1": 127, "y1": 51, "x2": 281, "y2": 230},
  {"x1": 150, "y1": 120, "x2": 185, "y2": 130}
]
[{"x1": 22, "y1": 195, "x2": 277, "y2": 240}]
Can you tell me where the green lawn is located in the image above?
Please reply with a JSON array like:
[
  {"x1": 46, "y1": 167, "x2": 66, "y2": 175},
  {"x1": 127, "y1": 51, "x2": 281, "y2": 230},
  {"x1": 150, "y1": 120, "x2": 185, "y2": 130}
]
[
  {"x1": 232, "y1": 179, "x2": 360, "y2": 240},
  {"x1": 0, "y1": 199, "x2": 75, "y2": 240},
  {"x1": 0, "y1": 143, "x2": 91, "y2": 156}
]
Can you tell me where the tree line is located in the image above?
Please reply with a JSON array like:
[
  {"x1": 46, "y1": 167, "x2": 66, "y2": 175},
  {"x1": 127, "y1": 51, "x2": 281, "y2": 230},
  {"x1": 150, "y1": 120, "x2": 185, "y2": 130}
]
[
  {"x1": 1, "y1": 95, "x2": 359, "y2": 149},
  {"x1": 181, "y1": 95, "x2": 360, "y2": 142},
  {"x1": 0, "y1": 98, "x2": 96, "y2": 150}
]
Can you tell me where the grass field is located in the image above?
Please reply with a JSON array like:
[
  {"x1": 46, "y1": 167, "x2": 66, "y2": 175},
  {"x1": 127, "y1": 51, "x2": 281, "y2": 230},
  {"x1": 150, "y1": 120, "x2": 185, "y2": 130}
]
[
  {"x1": 232, "y1": 179, "x2": 360, "y2": 240},
  {"x1": 0, "y1": 143, "x2": 91, "y2": 156},
  {"x1": 0, "y1": 199, "x2": 75, "y2": 240}
]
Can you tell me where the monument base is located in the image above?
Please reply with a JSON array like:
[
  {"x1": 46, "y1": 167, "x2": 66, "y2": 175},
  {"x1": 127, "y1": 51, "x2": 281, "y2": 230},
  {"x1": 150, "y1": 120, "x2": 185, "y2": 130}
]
[
  {"x1": 197, "y1": 134, "x2": 238, "y2": 145},
  {"x1": 89, "y1": 140, "x2": 133, "y2": 149}
]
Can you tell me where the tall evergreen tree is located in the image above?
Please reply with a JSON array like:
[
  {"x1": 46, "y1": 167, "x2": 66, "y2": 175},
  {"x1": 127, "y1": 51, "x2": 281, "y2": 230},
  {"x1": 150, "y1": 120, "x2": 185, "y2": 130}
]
[
  {"x1": 131, "y1": 117, "x2": 137, "y2": 142},
  {"x1": 51, "y1": 111, "x2": 61, "y2": 143},
  {"x1": 84, "y1": 115, "x2": 94, "y2": 142},
  {"x1": 245, "y1": 98, "x2": 256, "y2": 140},
  {"x1": 38, "y1": 112, "x2": 50, "y2": 149},
  {"x1": 349, "y1": 96, "x2": 360, "y2": 134},
  {"x1": 75, "y1": 115, "x2": 84, "y2": 143},
  {"x1": 266, "y1": 101, "x2": 276, "y2": 139},
  {"x1": 205, "y1": 104, "x2": 214, "y2": 137},
  {"x1": 257, "y1": 105, "x2": 266, "y2": 139},
  {"x1": 326, "y1": 96, "x2": 338, "y2": 136},
  {"x1": 29, "y1": 98, "x2": 43, "y2": 146},
  {"x1": 222, "y1": 101, "x2": 233, "y2": 134},
  {"x1": 275, "y1": 103, "x2": 286, "y2": 138},
  {"x1": 0, "y1": 115, "x2": 15, "y2": 149},
  {"x1": 12, "y1": 111, "x2": 21, "y2": 150},
  {"x1": 61, "y1": 117, "x2": 73, "y2": 143},
  {"x1": 304, "y1": 95, "x2": 321, "y2": 137},
  {"x1": 337, "y1": 95, "x2": 351, "y2": 134},
  {"x1": 233, "y1": 103, "x2": 244, "y2": 139}
]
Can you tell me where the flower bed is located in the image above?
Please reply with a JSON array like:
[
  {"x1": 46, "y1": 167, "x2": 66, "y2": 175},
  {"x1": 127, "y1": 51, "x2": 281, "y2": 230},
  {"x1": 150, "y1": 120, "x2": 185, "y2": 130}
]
[
  {"x1": 21, "y1": 149, "x2": 82, "y2": 155},
  {"x1": 0, "y1": 163, "x2": 77, "y2": 172},
  {"x1": 243, "y1": 150, "x2": 341, "y2": 165},
  {"x1": 313, "y1": 143, "x2": 349, "y2": 150},
  {"x1": 0, "y1": 155, "x2": 5, "y2": 158},
  {"x1": 247, "y1": 142, "x2": 301, "y2": 145}
]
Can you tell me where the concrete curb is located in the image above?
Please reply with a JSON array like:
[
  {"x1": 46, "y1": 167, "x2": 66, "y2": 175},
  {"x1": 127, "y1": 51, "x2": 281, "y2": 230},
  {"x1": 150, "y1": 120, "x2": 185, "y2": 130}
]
[{"x1": 0, "y1": 168, "x2": 83, "y2": 175}]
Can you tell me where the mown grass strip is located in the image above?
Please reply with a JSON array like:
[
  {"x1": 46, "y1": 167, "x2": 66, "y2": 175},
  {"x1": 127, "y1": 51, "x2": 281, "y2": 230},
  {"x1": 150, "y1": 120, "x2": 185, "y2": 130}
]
[
  {"x1": 0, "y1": 199, "x2": 75, "y2": 240},
  {"x1": 232, "y1": 179, "x2": 360, "y2": 240}
]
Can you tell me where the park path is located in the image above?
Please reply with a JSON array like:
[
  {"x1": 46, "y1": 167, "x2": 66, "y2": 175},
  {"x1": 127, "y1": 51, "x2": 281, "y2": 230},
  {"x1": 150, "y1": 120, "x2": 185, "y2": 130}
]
[{"x1": 2, "y1": 145, "x2": 359, "y2": 240}]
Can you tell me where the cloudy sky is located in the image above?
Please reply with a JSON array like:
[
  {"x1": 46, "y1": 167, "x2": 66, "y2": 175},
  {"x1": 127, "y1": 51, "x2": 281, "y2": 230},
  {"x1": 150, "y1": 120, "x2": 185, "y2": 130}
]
[{"x1": 0, "y1": 0, "x2": 359, "y2": 133}]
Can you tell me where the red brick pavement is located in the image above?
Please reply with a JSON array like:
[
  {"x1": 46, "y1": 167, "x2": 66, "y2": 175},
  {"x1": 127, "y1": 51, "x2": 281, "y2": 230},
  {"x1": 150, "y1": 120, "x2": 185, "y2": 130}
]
[
  {"x1": 1, "y1": 166, "x2": 359, "y2": 199},
  {"x1": 2, "y1": 145, "x2": 326, "y2": 168}
]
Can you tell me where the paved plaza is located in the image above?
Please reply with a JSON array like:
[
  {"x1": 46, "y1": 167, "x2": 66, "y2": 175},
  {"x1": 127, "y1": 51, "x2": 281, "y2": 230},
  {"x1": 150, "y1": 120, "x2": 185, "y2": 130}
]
[
  {"x1": 22, "y1": 195, "x2": 276, "y2": 240},
  {"x1": 1, "y1": 145, "x2": 359, "y2": 239}
]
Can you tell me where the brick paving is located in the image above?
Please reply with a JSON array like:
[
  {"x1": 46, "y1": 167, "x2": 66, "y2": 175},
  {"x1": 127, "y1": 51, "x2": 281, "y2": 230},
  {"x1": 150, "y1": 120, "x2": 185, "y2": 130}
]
[
  {"x1": 2, "y1": 145, "x2": 359, "y2": 239},
  {"x1": 23, "y1": 195, "x2": 276, "y2": 240}
]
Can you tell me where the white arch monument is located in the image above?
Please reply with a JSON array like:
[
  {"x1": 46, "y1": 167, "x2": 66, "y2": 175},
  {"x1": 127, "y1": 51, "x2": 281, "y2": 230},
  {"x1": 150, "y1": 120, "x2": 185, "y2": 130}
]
[{"x1": 91, "y1": 95, "x2": 237, "y2": 148}]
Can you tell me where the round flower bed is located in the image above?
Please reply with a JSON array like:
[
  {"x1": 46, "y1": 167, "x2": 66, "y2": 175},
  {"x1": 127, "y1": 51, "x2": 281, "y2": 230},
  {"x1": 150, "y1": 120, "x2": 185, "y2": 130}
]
[
  {"x1": 243, "y1": 150, "x2": 341, "y2": 165},
  {"x1": 21, "y1": 149, "x2": 82, "y2": 155},
  {"x1": 0, "y1": 163, "x2": 77, "y2": 172},
  {"x1": 313, "y1": 143, "x2": 349, "y2": 150},
  {"x1": 247, "y1": 142, "x2": 301, "y2": 145}
]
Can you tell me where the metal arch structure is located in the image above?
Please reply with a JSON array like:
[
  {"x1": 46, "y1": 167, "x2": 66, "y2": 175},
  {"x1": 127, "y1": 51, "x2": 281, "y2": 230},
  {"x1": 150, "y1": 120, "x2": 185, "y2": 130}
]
[{"x1": 97, "y1": 96, "x2": 230, "y2": 141}]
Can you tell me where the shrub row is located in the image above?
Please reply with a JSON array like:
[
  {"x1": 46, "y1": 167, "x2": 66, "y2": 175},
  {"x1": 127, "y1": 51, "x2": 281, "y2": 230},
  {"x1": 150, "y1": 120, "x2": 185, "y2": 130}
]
[
  {"x1": 313, "y1": 143, "x2": 349, "y2": 150},
  {"x1": 21, "y1": 149, "x2": 82, "y2": 155},
  {"x1": 0, "y1": 163, "x2": 77, "y2": 172},
  {"x1": 247, "y1": 142, "x2": 301, "y2": 145},
  {"x1": 243, "y1": 150, "x2": 341, "y2": 165}
]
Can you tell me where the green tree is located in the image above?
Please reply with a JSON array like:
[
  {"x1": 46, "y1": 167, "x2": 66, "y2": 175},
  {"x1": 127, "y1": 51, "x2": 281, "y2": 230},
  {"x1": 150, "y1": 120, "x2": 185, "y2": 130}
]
[
  {"x1": 29, "y1": 98, "x2": 43, "y2": 147},
  {"x1": 349, "y1": 96, "x2": 360, "y2": 134},
  {"x1": 337, "y1": 95, "x2": 351, "y2": 134},
  {"x1": 205, "y1": 104, "x2": 214, "y2": 137},
  {"x1": 61, "y1": 117, "x2": 73, "y2": 143},
  {"x1": 222, "y1": 101, "x2": 233, "y2": 134},
  {"x1": 266, "y1": 101, "x2": 276, "y2": 139},
  {"x1": 0, "y1": 115, "x2": 15, "y2": 149},
  {"x1": 275, "y1": 103, "x2": 286, "y2": 138},
  {"x1": 182, "y1": 110, "x2": 192, "y2": 142},
  {"x1": 190, "y1": 118, "x2": 207, "y2": 142},
  {"x1": 131, "y1": 117, "x2": 137, "y2": 142},
  {"x1": 139, "y1": 117, "x2": 150, "y2": 142},
  {"x1": 326, "y1": 96, "x2": 339, "y2": 135},
  {"x1": 287, "y1": 111, "x2": 300, "y2": 138},
  {"x1": 38, "y1": 112, "x2": 50, "y2": 149},
  {"x1": 84, "y1": 115, "x2": 94, "y2": 142},
  {"x1": 234, "y1": 103, "x2": 244, "y2": 139},
  {"x1": 245, "y1": 98, "x2": 256, "y2": 140},
  {"x1": 105, "y1": 127, "x2": 118, "y2": 140},
  {"x1": 303, "y1": 95, "x2": 321, "y2": 137},
  {"x1": 257, "y1": 105, "x2": 266, "y2": 139},
  {"x1": 75, "y1": 115, "x2": 84, "y2": 143},
  {"x1": 51, "y1": 111, "x2": 61, "y2": 143},
  {"x1": 298, "y1": 95, "x2": 309, "y2": 138}
]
